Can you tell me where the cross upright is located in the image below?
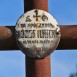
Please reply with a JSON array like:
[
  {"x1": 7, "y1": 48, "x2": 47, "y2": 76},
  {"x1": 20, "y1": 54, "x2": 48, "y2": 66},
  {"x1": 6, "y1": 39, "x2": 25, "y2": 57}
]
[{"x1": 0, "y1": 0, "x2": 77, "y2": 77}]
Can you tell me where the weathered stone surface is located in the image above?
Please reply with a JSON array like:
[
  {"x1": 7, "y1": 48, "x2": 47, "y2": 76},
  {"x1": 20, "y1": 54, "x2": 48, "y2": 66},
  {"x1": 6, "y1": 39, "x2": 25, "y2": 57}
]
[{"x1": 15, "y1": 9, "x2": 61, "y2": 58}]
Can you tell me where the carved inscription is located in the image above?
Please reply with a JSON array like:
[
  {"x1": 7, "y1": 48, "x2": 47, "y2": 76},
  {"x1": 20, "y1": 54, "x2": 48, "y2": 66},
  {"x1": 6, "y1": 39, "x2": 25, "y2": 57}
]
[{"x1": 15, "y1": 9, "x2": 61, "y2": 58}]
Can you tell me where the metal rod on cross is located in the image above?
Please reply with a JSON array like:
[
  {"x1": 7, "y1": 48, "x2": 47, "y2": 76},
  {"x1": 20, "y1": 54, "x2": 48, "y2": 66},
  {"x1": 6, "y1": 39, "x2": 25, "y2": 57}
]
[
  {"x1": 0, "y1": 26, "x2": 77, "y2": 50},
  {"x1": 24, "y1": 0, "x2": 51, "y2": 77}
]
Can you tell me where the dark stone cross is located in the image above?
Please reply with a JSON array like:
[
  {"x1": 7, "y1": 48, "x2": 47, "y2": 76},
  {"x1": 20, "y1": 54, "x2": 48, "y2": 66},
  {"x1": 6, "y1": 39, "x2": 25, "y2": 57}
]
[{"x1": 0, "y1": 0, "x2": 77, "y2": 77}]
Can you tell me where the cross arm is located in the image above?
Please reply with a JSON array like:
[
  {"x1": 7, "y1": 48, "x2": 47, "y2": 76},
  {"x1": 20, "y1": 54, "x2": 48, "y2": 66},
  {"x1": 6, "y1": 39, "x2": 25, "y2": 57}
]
[
  {"x1": 58, "y1": 25, "x2": 77, "y2": 49},
  {"x1": 0, "y1": 25, "x2": 77, "y2": 50}
]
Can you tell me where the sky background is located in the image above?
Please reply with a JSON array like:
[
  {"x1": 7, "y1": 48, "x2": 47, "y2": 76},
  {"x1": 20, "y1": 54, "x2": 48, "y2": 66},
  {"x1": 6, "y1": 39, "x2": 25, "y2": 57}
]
[{"x1": 0, "y1": 0, "x2": 77, "y2": 77}]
